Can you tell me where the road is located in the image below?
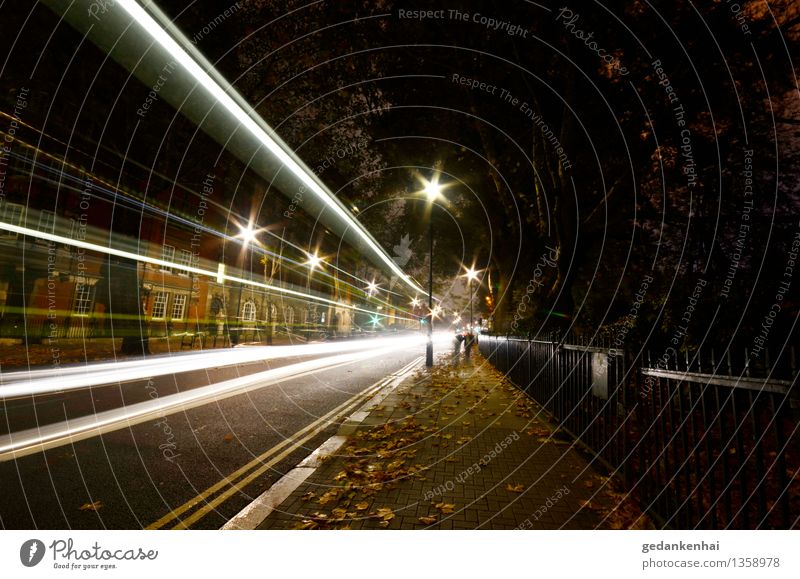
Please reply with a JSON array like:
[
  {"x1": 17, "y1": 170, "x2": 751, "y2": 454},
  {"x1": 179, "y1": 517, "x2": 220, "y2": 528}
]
[{"x1": 0, "y1": 335, "x2": 451, "y2": 529}]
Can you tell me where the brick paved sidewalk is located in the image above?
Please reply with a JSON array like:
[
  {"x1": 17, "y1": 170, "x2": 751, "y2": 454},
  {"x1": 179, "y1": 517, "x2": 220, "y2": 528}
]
[{"x1": 258, "y1": 353, "x2": 651, "y2": 530}]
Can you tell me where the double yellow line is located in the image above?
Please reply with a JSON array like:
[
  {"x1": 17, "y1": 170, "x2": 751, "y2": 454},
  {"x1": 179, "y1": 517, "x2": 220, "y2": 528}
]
[{"x1": 147, "y1": 356, "x2": 423, "y2": 529}]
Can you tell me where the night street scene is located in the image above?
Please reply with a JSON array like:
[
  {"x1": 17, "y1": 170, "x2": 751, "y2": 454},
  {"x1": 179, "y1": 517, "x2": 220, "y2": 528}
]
[{"x1": 0, "y1": 0, "x2": 799, "y2": 565}]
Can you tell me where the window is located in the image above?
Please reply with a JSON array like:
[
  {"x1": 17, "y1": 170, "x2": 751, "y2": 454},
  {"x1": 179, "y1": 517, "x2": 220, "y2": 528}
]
[
  {"x1": 37, "y1": 210, "x2": 56, "y2": 233},
  {"x1": 152, "y1": 291, "x2": 169, "y2": 319},
  {"x1": 241, "y1": 300, "x2": 257, "y2": 322},
  {"x1": 171, "y1": 294, "x2": 187, "y2": 320},
  {"x1": 1, "y1": 203, "x2": 24, "y2": 238},
  {"x1": 72, "y1": 283, "x2": 94, "y2": 316},
  {"x1": 176, "y1": 249, "x2": 193, "y2": 274},
  {"x1": 160, "y1": 245, "x2": 175, "y2": 273}
]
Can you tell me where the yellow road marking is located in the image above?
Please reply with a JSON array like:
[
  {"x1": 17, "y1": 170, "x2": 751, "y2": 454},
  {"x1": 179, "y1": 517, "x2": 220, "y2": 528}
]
[{"x1": 147, "y1": 357, "x2": 422, "y2": 529}]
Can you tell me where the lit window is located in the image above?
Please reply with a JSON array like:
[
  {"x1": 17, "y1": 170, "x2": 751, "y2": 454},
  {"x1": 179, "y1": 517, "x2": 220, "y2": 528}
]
[
  {"x1": 72, "y1": 283, "x2": 94, "y2": 316},
  {"x1": 176, "y1": 249, "x2": 193, "y2": 274},
  {"x1": 160, "y1": 245, "x2": 175, "y2": 273},
  {"x1": 152, "y1": 291, "x2": 169, "y2": 319},
  {"x1": 241, "y1": 300, "x2": 257, "y2": 322},
  {"x1": 171, "y1": 294, "x2": 187, "y2": 320},
  {"x1": 1, "y1": 203, "x2": 24, "y2": 238},
  {"x1": 37, "y1": 210, "x2": 56, "y2": 233}
]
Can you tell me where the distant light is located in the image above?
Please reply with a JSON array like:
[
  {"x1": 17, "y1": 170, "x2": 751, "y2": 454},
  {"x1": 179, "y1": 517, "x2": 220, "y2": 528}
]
[
  {"x1": 464, "y1": 266, "x2": 480, "y2": 282},
  {"x1": 366, "y1": 280, "x2": 379, "y2": 295},
  {"x1": 410, "y1": 297, "x2": 421, "y2": 307},
  {"x1": 352, "y1": 206, "x2": 359, "y2": 212},
  {"x1": 238, "y1": 223, "x2": 258, "y2": 246},
  {"x1": 377, "y1": 306, "x2": 383, "y2": 310},
  {"x1": 306, "y1": 252, "x2": 324, "y2": 270},
  {"x1": 424, "y1": 176, "x2": 443, "y2": 201}
]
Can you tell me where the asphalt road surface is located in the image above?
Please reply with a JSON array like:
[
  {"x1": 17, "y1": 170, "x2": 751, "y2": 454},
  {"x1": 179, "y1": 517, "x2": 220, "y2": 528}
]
[{"x1": 0, "y1": 339, "x2": 427, "y2": 529}]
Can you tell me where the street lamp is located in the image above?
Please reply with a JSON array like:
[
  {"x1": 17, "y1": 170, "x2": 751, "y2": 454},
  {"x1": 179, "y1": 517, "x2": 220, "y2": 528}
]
[
  {"x1": 463, "y1": 266, "x2": 480, "y2": 355},
  {"x1": 366, "y1": 279, "x2": 379, "y2": 297},
  {"x1": 304, "y1": 251, "x2": 325, "y2": 338},
  {"x1": 423, "y1": 175, "x2": 444, "y2": 367},
  {"x1": 233, "y1": 223, "x2": 259, "y2": 345}
]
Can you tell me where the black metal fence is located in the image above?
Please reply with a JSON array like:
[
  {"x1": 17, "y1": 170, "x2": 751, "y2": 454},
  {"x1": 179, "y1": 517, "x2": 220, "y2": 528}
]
[{"x1": 478, "y1": 334, "x2": 799, "y2": 529}]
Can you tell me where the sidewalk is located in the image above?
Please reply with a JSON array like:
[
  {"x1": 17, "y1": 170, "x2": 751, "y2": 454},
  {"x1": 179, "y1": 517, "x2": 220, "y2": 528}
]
[{"x1": 257, "y1": 352, "x2": 652, "y2": 530}]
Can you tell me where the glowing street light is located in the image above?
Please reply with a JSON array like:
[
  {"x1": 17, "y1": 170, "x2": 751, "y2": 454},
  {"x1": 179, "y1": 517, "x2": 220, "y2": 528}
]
[
  {"x1": 237, "y1": 223, "x2": 258, "y2": 247},
  {"x1": 462, "y1": 264, "x2": 482, "y2": 355},
  {"x1": 421, "y1": 173, "x2": 447, "y2": 367},
  {"x1": 410, "y1": 296, "x2": 421, "y2": 308},
  {"x1": 366, "y1": 280, "x2": 379, "y2": 296},
  {"x1": 305, "y1": 251, "x2": 324, "y2": 271}
]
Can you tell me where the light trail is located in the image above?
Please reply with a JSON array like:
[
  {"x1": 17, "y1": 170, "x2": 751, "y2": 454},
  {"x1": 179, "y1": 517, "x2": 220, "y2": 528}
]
[
  {"x1": 0, "y1": 334, "x2": 454, "y2": 462},
  {"x1": 110, "y1": 0, "x2": 427, "y2": 298},
  {"x1": 0, "y1": 334, "x2": 442, "y2": 399},
  {"x1": 0, "y1": 130, "x2": 410, "y2": 310},
  {"x1": 0, "y1": 219, "x2": 418, "y2": 322}
]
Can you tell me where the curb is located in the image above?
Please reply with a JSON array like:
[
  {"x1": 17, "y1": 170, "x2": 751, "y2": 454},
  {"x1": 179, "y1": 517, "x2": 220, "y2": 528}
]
[{"x1": 221, "y1": 356, "x2": 424, "y2": 530}]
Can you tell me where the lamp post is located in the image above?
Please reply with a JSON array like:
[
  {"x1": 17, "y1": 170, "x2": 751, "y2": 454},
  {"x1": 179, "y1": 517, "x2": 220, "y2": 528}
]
[
  {"x1": 233, "y1": 223, "x2": 258, "y2": 346},
  {"x1": 465, "y1": 267, "x2": 480, "y2": 355},
  {"x1": 423, "y1": 177, "x2": 443, "y2": 367},
  {"x1": 305, "y1": 251, "x2": 324, "y2": 339}
]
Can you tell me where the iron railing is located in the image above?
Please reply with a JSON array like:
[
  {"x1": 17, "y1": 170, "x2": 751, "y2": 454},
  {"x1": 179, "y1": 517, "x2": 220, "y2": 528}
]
[{"x1": 478, "y1": 334, "x2": 799, "y2": 529}]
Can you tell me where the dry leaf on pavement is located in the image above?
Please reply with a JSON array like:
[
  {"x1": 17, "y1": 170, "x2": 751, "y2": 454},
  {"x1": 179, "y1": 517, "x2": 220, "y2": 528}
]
[
  {"x1": 506, "y1": 483, "x2": 525, "y2": 493},
  {"x1": 79, "y1": 500, "x2": 103, "y2": 511},
  {"x1": 434, "y1": 502, "x2": 455, "y2": 514}
]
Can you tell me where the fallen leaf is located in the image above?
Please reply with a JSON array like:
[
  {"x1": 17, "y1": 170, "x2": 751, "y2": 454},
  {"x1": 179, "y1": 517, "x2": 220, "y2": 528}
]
[
  {"x1": 355, "y1": 502, "x2": 369, "y2": 511},
  {"x1": 317, "y1": 489, "x2": 341, "y2": 506},
  {"x1": 376, "y1": 507, "x2": 394, "y2": 520},
  {"x1": 223, "y1": 434, "x2": 234, "y2": 443},
  {"x1": 434, "y1": 502, "x2": 455, "y2": 514},
  {"x1": 301, "y1": 491, "x2": 316, "y2": 502},
  {"x1": 79, "y1": 500, "x2": 103, "y2": 511},
  {"x1": 506, "y1": 483, "x2": 525, "y2": 493},
  {"x1": 418, "y1": 515, "x2": 438, "y2": 524},
  {"x1": 294, "y1": 520, "x2": 318, "y2": 530}
]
